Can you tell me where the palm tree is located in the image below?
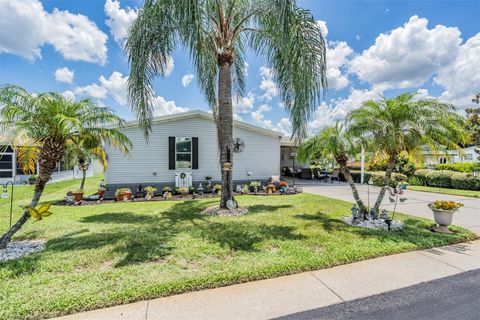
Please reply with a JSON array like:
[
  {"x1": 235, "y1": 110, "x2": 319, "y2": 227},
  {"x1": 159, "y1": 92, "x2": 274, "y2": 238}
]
[
  {"x1": 0, "y1": 85, "x2": 131, "y2": 249},
  {"x1": 126, "y1": 0, "x2": 327, "y2": 208},
  {"x1": 348, "y1": 92, "x2": 466, "y2": 215},
  {"x1": 298, "y1": 122, "x2": 368, "y2": 215}
]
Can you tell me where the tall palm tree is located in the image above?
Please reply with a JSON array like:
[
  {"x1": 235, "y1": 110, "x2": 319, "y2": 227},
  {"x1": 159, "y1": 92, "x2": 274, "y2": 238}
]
[
  {"x1": 0, "y1": 85, "x2": 131, "y2": 249},
  {"x1": 298, "y1": 122, "x2": 368, "y2": 215},
  {"x1": 126, "y1": 0, "x2": 327, "y2": 208},
  {"x1": 348, "y1": 92, "x2": 466, "y2": 215}
]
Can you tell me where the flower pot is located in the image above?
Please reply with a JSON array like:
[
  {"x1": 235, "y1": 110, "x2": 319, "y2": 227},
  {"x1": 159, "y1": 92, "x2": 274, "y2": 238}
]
[
  {"x1": 116, "y1": 192, "x2": 132, "y2": 202},
  {"x1": 431, "y1": 207, "x2": 455, "y2": 227},
  {"x1": 98, "y1": 190, "x2": 105, "y2": 198},
  {"x1": 72, "y1": 192, "x2": 84, "y2": 202}
]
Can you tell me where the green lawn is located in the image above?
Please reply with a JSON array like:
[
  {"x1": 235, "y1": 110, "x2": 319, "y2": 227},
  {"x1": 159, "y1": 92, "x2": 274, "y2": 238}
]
[
  {"x1": 0, "y1": 177, "x2": 476, "y2": 320},
  {"x1": 407, "y1": 185, "x2": 480, "y2": 198}
]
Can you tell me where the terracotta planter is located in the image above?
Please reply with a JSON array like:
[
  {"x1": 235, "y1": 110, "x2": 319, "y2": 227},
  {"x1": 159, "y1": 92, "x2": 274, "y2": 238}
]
[
  {"x1": 72, "y1": 192, "x2": 84, "y2": 202},
  {"x1": 116, "y1": 192, "x2": 132, "y2": 201},
  {"x1": 98, "y1": 190, "x2": 105, "y2": 198}
]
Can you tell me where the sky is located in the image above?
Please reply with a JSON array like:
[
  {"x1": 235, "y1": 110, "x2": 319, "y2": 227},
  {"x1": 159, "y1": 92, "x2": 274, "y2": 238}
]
[{"x1": 0, "y1": 0, "x2": 479, "y2": 136}]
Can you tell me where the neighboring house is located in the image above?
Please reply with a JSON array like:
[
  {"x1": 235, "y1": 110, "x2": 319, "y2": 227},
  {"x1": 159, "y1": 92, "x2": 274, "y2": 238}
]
[
  {"x1": 422, "y1": 145, "x2": 479, "y2": 165},
  {"x1": 104, "y1": 110, "x2": 284, "y2": 197},
  {"x1": 0, "y1": 145, "x2": 95, "y2": 185}
]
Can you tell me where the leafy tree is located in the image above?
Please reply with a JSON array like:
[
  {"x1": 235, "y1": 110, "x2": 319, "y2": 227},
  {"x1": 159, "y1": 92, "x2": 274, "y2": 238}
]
[
  {"x1": 298, "y1": 123, "x2": 368, "y2": 215},
  {"x1": 126, "y1": 0, "x2": 327, "y2": 208},
  {"x1": 0, "y1": 85, "x2": 131, "y2": 249},
  {"x1": 348, "y1": 92, "x2": 466, "y2": 215}
]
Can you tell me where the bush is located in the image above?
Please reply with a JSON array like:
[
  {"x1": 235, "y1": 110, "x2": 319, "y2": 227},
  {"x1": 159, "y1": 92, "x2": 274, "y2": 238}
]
[
  {"x1": 435, "y1": 162, "x2": 480, "y2": 173},
  {"x1": 425, "y1": 170, "x2": 457, "y2": 188},
  {"x1": 368, "y1": 153, "x2": 417, "y2": 177},
  {"x1": 451, "y1": 173, "x2": 480, "y2": 190},
  {"x1": 408, "y1": 176, "x2": 421, "y2": 186},
  {"x1": 413, "y1": 169, "x2": 434, "y2": 185}
]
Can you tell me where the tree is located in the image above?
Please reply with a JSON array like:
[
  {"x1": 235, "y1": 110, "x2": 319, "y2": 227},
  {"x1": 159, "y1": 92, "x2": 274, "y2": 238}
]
[
  {"x1": 348, "y1": 92, "x2": 466, "y2": 215},
  {"x1": 126, "y1": 0, "x2": 327, "y2": 208},
  {"x1": 0, "y1": 85, "x2": 131, "y2": 249},
  {"x1": 298, "y1": 122, "x2": 368, "y2": 216},
  {"x1": 465, "y1": 93, "x2": 480, "y2": 146}
]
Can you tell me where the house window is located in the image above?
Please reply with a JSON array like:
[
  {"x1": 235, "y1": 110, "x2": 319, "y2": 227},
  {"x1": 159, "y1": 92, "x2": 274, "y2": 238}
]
[
  {"x1": 465, "y1": 154, "x2": 473, "y2": 161},
  {"x1": 0, "y1": 153, "x2": 14, "y2": 178},
  {"x1": 176, "y1": 137, "x2": 192, "y2": 169}
]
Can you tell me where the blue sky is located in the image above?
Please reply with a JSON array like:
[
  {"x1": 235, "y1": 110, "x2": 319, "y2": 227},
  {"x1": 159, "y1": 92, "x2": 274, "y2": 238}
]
[{"x1": 1, "y1": 0, "x2": 479, "y2": 135}]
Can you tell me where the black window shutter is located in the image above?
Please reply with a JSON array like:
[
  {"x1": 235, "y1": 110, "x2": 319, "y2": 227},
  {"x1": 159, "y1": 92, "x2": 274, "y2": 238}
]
[
  {"x1": 168, "y1": 136, "x2": 175, "y2": 170},
  {"x1": 192, "y1": 137, "x2": 199, "y2": 169}
]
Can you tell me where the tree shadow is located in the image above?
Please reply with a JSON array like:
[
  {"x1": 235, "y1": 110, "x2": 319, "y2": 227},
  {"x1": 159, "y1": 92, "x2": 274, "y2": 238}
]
[{"x1": 247, "y1": 204, "x2": 293, "y2": 214}]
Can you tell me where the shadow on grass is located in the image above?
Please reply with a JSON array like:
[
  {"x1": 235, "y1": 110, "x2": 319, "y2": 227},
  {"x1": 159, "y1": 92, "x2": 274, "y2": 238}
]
[{"x1": 45, "y1": 201, "x2": 303, "y2": 266}]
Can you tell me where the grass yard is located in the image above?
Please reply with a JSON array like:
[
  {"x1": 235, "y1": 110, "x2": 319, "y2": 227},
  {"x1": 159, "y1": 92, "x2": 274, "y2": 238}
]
[
  {"x1": 407, "y1": 185, "x2": 480, "y2": 198},
  {"x1": 0, "y1": 176, "x2": 476, "y2": 320}
]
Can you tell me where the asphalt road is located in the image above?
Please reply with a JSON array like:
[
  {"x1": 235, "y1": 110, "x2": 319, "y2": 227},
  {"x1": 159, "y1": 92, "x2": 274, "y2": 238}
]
[{"x1": 277, "y1": 269, "x2": 480, "y2": 320}]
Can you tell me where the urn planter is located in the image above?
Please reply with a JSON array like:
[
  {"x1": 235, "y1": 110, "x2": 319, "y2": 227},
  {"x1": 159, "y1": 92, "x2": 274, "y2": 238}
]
[{"x1": 428, "y1": 202, "x2": 462, "y2": 234}]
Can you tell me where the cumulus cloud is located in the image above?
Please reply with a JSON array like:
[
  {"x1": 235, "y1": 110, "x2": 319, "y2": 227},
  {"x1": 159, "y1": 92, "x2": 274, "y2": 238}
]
[
  {"x1": 435, "y1": 33, "x2": 480, "y2": 107},
  {"x1": 74, "y1": 83, "x2": 108, "y2": 100},
  {"x1": 62, "y1": 90, "x2": 76, "y2": 101},
  {"x1": 349, "y1": 16, "x2": 462, "y2": 89},
  {"x1": 55, "y1": 67, "x2": 74, "y2": 84},
  {"x1": 233, "y1": 92, "x2": 255, "y2": 114},
  {"x1": 275, "y1": 118, "x2": 292, "y2": 135},
  {"x1": 104, "y1": 0, "x2": 137, "y2": 47},
  {"x1": 259, "y1": 66, "x2": 279, "y2": 101},
  {"x1": 251, "y1": 104, "x2": 273, "y2": 128},
  {"x1": 74, "y1": 71, "x2": 126, "y2": 103},
  {"x1": 326, "y1": 41, "x2": 353, "y2": 89},
  {"x1": 152, "y1": 96, "x2": 188, "y2": 116},
  {"x1": 181, "y1": 73, "x2": 195, "y2": 87},
  {"x1": 0, "y1": 0, "x2": 108, "y2": 64}
]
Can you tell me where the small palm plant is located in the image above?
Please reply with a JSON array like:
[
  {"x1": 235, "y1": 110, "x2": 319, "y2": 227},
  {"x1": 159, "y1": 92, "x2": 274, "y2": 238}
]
[
  {"x1": 126, "y1": 0, "x2": 327, "y2": 208},
  {"x1": 0, "y1": 85, "x2": 131, "y2": 249},
  {"x1": 348, "y1": 92, "x2": 466, "y2": 215},
  {"x1": 298, "y1": 122, "x2": 368, "y2": 215}
]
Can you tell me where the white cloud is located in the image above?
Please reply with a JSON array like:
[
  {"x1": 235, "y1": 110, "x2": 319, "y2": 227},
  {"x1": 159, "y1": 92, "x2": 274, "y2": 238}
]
[
  {"x1": 104, "y1": 0, "x2": 137, "y2": 47},
  {"x1": 317, "y1": 20, "x2": 328, "y2": 39},
  {"x1": 349, "y1": 16, "x2": 462, "y2": 89},
  {"x1": 55, "y1": 67, "x2": 74, "y2": 84},
  {"x1": 259, "y1": 66, "x2": 279, "y2": 101},
  {"x1": 99, "y1": 71, "x2": 129, "y2": 105},
  {"x1": 181, "y1": 73, "x2": 195, "y2": 87},
  {"x1": 326, "y1": 41, "x2": 353, "y2": 90},
  {"x1": 62, "y1": 90, "x2": 76, "y2": 101},
  {"x1": 152, "y1": 96, "x2": 188, "y2": 116},
  {"x1": 435, "y1": 33, "x2": 480, "y2": 107},
  {"x1": 275, "y1": 118, "x2": 292, "y2": 135},
  {"x1": 163, "y1": 56, "x2": 175, "y2": 77},
  {"x1": 74, "y1": 83, "x2": 108, "y2": 99},
  {"x1": 233, "y1": 92, "x2": 255, "y2": 114},
  {"x1": 0, "y1": 0, "x2": 108, "y2": 64},
  {"x1": 244, "y1": 62, "x2": 249, "y2": 76},
  {"x1": 251, "y1": 104, "x2": 273, "y2": 128}
]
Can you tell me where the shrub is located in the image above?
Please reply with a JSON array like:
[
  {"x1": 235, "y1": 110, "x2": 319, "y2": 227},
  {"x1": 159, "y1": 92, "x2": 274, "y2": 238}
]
[
  {"x1": 435, "y1": 162, "x2": 480, "y2": 173},
  {"x1": 425, "y1": 170, "x2": 457, "y2": 188},
  {"x1": 451, "y1": 173, "x2": 480, "y2": 190},
  {"x1": 114, "y1": 188, "x2": 131, "y2": 197},
  {"x1": 413, "y1": 169, "x2": 434, "y2": 185},
  {"x1": 213, "y1": 184, "x2": 222, "y2": 193},
  {"x1": 408, "y1": 176, "x2": 421, "y2": 186},
  {"x1": 430, "y1": 200, "x2": 464, "y2": 211},
  {"x1": 144, "y1": 186, "x2": 157, "y2": 198}
]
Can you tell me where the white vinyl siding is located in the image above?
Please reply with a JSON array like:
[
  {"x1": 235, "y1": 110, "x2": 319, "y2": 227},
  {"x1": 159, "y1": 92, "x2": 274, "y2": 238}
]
[{"x1": 105, "y1": 116, "x2": 281, "y2": 184}]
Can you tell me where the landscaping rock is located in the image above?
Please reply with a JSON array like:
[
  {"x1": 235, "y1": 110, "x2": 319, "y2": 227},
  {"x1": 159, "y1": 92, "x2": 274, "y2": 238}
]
[
  {"x1": 0, "y1": 240, "x2": 46, "y2": 262},
  {"x1": 201, "y1": 205, "x2": 249, "y2": 216},
  {"x1": 343, "y1": 217, "x2": 404, "y2": 231}
]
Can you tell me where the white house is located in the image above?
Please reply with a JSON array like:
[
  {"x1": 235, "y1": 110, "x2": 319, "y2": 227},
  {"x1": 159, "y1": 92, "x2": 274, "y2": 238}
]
[
  {"x1": 104, "y1": 110, "x2": 284, "y2": 197},
  {"x1": 422, "y1": 145, "x2": 479, "y2": 165}
]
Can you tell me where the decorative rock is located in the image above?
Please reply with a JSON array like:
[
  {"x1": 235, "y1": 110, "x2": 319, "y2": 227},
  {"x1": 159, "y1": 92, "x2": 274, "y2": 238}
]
[
  {"x1": 201, "y1": 205, "x2": 249, "y2": 216},
  {"x1": 0, "y1": 240, "x2": 46, "y2": 262},
  {"x1": 343, "y1": 217, "x2": 404, "y2": 231}
]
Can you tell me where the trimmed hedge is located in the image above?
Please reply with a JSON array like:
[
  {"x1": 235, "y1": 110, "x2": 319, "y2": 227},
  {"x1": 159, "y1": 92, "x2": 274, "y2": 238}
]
[
  {"x1": 413, "y1": 169, "x2": 480, "y2": 190},
  {"x1": 435, "y1": 162, "x2": 480, "y2": 173},
  {"x1": 348, "y1": 171, "x2": 407, "y2": 187}
]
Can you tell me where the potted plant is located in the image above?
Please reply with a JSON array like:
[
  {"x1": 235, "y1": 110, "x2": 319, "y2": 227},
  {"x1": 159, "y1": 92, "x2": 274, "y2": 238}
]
[
  {"x1": 144, "y1": 186, "x2": 157, "y2": 200},
  {"x1": 213, "y1": 184, "x2": 222, "y2": 194},
  {"x1": 266, "y1": 183, "x2": 276, "y2": 194},
  {"x1": 241, "y1": 184, "x2": 250, "y2": 194},
  {"x1": 428, "y1": 200, "x2": 464, "y2": 233},
  {"x1": 162, "y1": 186, "x2": 173, "y2": 199},
  {"x1": 280, "y1": 180, "x2": 289, "y2": 192},
  {"x1": 179, "y1": 187, "x2": 189, "y2": 197},
  {"x1": 401, "y1": 180, "x2": 408, "y2": 190},
  {"x1": 28, "y1": 174, "x2": 37, "y2": 185},
  {"x1": 249, "y1": 181, "x2": 261, "y2": 193},
  {"x1": 189, "y1": 186, "x2": 195, "y2": 194},
  {"x1": 115, "y1": 187, "x2": 132, "y2": 201},
  {"x1": 72, "y1": 189, "x2": 84, "y2": 202}
]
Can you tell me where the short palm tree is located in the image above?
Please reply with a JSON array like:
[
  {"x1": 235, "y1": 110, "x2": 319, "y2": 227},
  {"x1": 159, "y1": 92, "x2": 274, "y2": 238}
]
[
  {"x1": 0, "y1": 85, "x2": 131, "y2": 249},
  {"x1": 348, "y1": 92, "x2": 466, "y2": 215},
  {"x1": 126, "y1": 0, "x2": 327, "y2": 208},
  {"x1": 298, "y1": 122, "x2": 368, "y2": 215}
]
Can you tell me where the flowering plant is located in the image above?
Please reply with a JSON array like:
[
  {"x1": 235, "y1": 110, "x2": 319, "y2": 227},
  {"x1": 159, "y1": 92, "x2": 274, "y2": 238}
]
[
  {"x1": 280, "y1": 180, "x2": 288, "y2": 187},
  {"x1": 429, "y1": 201, "x2": 464, "y2": 211}
]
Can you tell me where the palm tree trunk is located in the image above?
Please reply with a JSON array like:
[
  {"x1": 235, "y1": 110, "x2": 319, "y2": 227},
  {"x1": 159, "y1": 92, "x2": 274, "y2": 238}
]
[
  {"x1": 335, "y1": 155, "x2": 368, "y2": 217},
  {"x1": 79, "y1": 167, "x2": 87, "y2": 191},
  {"x1": 217, "y1": 61, "x2": 234, "y2": 209},
  {"x1": 371, "y1": 153, "x2": 397, "y2": 215},
  {"x1": 0, "y1": 140, "x2": 63, "y2": 249}
]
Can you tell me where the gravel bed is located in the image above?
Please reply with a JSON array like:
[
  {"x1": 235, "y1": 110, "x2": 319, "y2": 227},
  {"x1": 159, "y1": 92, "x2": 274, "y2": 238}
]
[
  {"x1": 0, "y1": 240, "x2": 46, "y2": 262},
  {"x1": 343, "y1": 217, "x2": 404, "y2": 231},
  {"x1": 201, "y1": 205, "x2": 249, "y2": 216}
]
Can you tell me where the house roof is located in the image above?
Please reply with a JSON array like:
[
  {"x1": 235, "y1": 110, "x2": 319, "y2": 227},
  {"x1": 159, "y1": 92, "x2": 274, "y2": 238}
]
[{"x1": 120, "y1": 110, "x2": 284, "y2": 138}]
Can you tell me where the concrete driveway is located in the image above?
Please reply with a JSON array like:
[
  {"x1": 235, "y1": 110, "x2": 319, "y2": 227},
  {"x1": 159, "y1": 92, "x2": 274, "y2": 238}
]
[{"x1": 295, "y1": 180, "x2": 480, "y2": 235}]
